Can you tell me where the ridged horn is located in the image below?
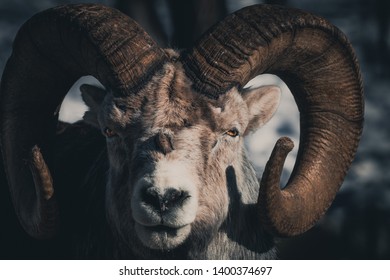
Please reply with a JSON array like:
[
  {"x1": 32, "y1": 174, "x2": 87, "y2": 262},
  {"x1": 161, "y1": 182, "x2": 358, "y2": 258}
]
[
  {"x1": 181, "y1": 5, "x2": 364, "y2": 236},
  {"x1": 0, "y1": 4, "x2": 167, "y2": 239}
]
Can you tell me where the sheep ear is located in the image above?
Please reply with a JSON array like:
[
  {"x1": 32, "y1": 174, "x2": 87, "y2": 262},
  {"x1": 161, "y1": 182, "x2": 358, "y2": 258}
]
[
  {"x1": 80, "y1": 84, "x2": 106, "y2": 128},
  {"x1": 242, "y1": 85, "x2": 281, "y2": 135},
  {"x1": 80, "y1": 84, "x2": 106, "y2": 110}
]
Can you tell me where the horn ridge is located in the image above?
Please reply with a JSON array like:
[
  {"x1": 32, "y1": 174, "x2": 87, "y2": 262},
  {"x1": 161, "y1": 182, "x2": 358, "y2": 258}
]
[
  {"x1": 182, "y1": 4, "x2": 364, "y2": 236},
  {"x1": 0, "y1": 4, "x2": 166, "y2": 239}
]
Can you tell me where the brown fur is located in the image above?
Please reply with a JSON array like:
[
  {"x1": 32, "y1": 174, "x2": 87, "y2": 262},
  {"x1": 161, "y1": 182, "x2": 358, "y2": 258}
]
[{"x1": 81, "y1": 51, "x2": 280, "y2": 259}]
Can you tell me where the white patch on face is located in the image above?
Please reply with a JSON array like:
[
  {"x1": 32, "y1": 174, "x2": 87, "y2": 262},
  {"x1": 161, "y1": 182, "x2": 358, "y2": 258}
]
[{"x1": 131, "y1": 159, "x2": 199, "y2": 249}]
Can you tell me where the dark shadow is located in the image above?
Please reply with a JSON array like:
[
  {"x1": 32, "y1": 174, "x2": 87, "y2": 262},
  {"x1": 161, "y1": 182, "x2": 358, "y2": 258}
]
[{"x1": 224, "y1": 166, "x2": 274, "y2": 255}]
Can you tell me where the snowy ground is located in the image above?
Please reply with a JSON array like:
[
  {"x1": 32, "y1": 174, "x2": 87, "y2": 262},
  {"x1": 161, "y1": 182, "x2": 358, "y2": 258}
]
[{"x1": 1, "y1": 0, "x2": 389, "y2": 259}]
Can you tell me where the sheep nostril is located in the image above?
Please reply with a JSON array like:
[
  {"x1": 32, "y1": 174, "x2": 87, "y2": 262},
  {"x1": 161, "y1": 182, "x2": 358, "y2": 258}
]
[
  {"x1": 141, "y1": 188, "x2": 189, "y2": 213},
  {"x1": 142, "y1": 188, "x2": 161, "y2": 211},
  {"x1": 163, "y1": 189, "x2": 188, "y2": 210}
]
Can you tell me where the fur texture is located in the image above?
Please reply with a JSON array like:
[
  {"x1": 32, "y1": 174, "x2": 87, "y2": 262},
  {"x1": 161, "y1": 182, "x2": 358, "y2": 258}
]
[{"x1": 78, "y1": 50, "x2": 281, "y2": 259}]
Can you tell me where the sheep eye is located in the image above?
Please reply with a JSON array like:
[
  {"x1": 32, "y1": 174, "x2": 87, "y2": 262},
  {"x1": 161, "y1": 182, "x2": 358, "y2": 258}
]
[
  {"x1": 225, "y1": 128, "x2": 239, "y2": 137},
  {"x1": 183, "y1": 119, "x2": 192, "y2": 127},
  {"x1": 104, "y1": 127, "x2": 117, "y2": 138}
]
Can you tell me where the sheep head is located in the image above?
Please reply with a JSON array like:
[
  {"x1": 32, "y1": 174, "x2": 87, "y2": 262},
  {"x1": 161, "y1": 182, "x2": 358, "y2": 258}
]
[
  {"x1": 0, "y1": 4, "x2": 363, "y2": 257},
  {"x1": 80, "y1": 57, "x2": 280, "y2": 255}
]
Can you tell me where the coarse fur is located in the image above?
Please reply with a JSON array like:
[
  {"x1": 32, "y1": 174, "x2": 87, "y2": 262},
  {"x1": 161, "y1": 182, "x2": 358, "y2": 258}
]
[{"x1": 77, "y1": 50, "x2": 281, "y2": 259}]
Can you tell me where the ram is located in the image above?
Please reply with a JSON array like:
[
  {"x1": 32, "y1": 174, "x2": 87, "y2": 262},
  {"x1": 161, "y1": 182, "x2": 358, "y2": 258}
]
[{"x1": 0, "y1": 4, "x2": 363, "y2": 259}]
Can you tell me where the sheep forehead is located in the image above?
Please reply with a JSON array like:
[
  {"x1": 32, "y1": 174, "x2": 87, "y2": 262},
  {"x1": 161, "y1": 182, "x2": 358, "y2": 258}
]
[
  {"x1": 141, "y1": 64, "x2": 249, "y2": 132},
  {"x1": 104, "y1": 62, "x2": 249, "y2": 134}
]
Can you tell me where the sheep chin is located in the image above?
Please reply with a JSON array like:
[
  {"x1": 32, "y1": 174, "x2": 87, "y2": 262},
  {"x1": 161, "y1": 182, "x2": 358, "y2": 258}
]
[{"x1": 135, "y1": 223, "x2": 191, "y2": 250}]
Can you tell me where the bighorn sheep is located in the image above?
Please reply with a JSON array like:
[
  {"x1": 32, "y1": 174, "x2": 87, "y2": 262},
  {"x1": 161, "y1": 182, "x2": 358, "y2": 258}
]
[{"x1": 0, "y1": 4, "x2": 363, "y2": 259}]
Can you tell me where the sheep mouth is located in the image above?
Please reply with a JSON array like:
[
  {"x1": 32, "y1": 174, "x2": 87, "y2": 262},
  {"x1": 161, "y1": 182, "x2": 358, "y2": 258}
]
[
  {"x1": 146, "y1": 225, "x2": 179, "y2": 233},
  {"x1": 135, "y1": 223, "x2": 191, "y2": 250}
]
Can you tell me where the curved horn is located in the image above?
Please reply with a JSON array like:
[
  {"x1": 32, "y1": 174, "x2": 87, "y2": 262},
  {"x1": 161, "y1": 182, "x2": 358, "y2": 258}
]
[
  {"x1": 182, "y1": 5, "x2": 364, "y2": 236},
  {"x1": 0, "y1": 4, "x2": 167, "y2": 238}
]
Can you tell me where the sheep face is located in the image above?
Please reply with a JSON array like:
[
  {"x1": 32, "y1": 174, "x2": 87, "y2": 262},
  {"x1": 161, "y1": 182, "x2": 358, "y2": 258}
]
[{"x1": 81, "y1": 60, "x2": 280, "y2": 256}]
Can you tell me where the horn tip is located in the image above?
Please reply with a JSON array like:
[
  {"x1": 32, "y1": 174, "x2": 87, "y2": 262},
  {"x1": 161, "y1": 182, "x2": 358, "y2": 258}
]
[{"x1": 275, "y1": 137, "x2": 294, "y2": 153}]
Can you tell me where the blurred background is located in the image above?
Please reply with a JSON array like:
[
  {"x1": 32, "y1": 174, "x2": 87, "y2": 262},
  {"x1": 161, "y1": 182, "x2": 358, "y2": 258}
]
[{"x1": 0, "y1": 0, "x2": 389, "y2": 259}]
